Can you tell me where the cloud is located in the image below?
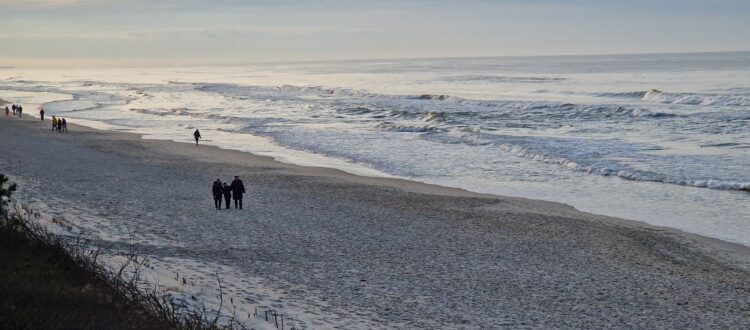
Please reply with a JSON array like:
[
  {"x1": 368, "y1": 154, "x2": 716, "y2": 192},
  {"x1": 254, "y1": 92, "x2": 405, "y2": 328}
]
[
  {"x1": 0, "y1": 0, "x2": 86, "y2": 5},
  {"x1": 1, "y1": 0, "x2": 748, "y2": 67}
]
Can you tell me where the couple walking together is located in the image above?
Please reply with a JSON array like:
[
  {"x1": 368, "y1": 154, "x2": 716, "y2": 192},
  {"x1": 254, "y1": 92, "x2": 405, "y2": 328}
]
[{"x1": 212, "y1": 176, "x2": 245, "y2": 210}]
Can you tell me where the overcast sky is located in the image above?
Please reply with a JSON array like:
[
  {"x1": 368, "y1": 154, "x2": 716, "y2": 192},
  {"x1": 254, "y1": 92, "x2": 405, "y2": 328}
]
[{"x1": 1, "y1": 0, "x2": 749, "y2": 67}]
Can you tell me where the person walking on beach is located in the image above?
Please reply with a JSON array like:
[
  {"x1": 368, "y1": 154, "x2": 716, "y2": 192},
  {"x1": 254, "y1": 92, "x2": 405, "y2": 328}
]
[
  {"x1": 11, "y1": 104, "x2": 16, "y2": 115},
  {"x1": 17, "y1": 105, "x2": 22, "y2": 117},
  {"x1": 193, "y1": 129, "x2": 201, "y2": 146},
  {"x1": 39, "y1": 108, "x2": 45, "y2": 121},
  {"x1": 222, "y1": 182, "x2": 232, "y2": 209},
  {"x1": 212, "y1": 178, "x2": 223, "y2": 210},
  {"x1": 230, "y1": 176, "x2": 245, "y2": 209},
  {"x1": 51, "y1": 116, "x2": 57, "y2": 131},
  {"x1": 4, "y1": 106, "x2": 8, "y2": 116},
  {"x1": 62, "y1": 118, "x2": 68, "y2": 132},
  {"x1": 57, "y1": 118, "x2": 63, "y2": 133}
]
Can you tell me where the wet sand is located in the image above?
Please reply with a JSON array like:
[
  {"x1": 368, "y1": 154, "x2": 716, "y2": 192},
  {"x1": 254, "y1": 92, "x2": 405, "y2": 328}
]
[{"x1": 1, "y1": 113, "x2": 749, "y2": 328}]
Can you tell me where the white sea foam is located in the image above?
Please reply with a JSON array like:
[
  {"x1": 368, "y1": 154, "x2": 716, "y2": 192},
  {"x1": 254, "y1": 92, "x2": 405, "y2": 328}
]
[{"x1": 0, "y1": 52, "x2": 749, "y2": 246}]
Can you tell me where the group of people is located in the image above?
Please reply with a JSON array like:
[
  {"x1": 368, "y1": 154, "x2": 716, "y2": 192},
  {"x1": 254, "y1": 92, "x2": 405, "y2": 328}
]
[
  {"x1": 50, "y1": 115, "x2": 68, "y2": 133},
  {"x1": 3, "y1": 104, "x2": 69, "y2": 134},
  {"x1": 4, "y1": 104, "x2": 23, "y2": 117},
  {"x1": 211, "y1": 176, "x2": 246, "y2": 210}
]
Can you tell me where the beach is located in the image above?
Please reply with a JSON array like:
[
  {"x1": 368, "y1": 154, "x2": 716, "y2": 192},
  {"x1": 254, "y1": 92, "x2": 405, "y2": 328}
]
[
  {"x1": 1, "y1": 113, "x2": 749, "y2": 328},
  {"x1": 3, "y1": 54, "x2": 749, "y2": 246}
]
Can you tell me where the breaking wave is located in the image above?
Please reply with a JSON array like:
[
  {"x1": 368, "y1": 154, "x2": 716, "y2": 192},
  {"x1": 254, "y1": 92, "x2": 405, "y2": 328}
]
[
  {"x1": 374, "y1": 122, "x2": 444, "y2": 133},
  {"x1": 539, "y1": 88, "x2": 750, "y2": 108},
  {"x1": 422, "y1": 130, "x2": 750, "y2": 192},
  {"x1": 496, "y1": 142, "x2": 750, "y2": 192},
  {"x1": 588, "y1": 89, "x2": 750, "y2": 107},
  {"x1": 197, "y1": 83, "x2": 684, "y2": 121},
  {"x1": 641, "y1": 89, "x2": 750, "y2": 107}
]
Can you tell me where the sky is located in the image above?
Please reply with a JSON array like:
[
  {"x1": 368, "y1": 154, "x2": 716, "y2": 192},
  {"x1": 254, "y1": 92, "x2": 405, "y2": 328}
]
[{"x1": 1, "y1": 0, "x2": 749, "y2": 67}]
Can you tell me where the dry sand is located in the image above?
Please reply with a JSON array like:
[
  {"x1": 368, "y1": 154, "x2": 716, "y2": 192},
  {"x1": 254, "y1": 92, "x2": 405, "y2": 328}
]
[{"x1": 1, "y1": 113, "x2": 749, "y2": 328}]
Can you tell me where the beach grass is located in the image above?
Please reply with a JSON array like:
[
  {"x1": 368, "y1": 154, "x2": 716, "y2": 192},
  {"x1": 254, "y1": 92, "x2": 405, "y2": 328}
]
[
  {"x1": 0, "y1": 176, "x2": 243, "y2": 329},
  {"x1": 0, "y1": 211, "x2": 177, "y2": 328}
]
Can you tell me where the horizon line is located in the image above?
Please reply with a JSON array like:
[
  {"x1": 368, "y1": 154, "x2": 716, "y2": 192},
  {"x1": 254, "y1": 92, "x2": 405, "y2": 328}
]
[{"x1": 3, "y1": 49, "x2": 749, "y2": 69}]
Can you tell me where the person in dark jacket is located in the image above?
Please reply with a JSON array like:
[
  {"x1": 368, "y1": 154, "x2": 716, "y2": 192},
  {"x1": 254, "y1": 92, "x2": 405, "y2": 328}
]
[
  {"x1": 212, "y1": 178, "x2": 223, "y2": 209},
  {"x1": 62, "y1": 118, "x2": 68, "y2": 132},
  {"x1": 40, "y1": 108, "x2": 45, "y2": 121},
  {"x1": 230, "y1": 176, "x2": 245, "y2": 209},
  {"x1": 17, "y1": 105, "x2": 22, "y2": 117},
  {"x1": 222, "y1": 183, "x2": 232, "y2": 209},
  {"x1": 193, "y1": 129, "x2": 201, "y2": 146}
]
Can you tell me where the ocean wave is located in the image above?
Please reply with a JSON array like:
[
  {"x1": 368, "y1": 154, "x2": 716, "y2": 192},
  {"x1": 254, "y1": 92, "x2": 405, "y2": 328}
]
[
  {"x1": 374, "y1": 122, "x2": 445, "y2": 133},
  {"x1": 191, "y1": 83, "x2": 682, "y2": 120},
  {"x1": 642, "y1": 89, "x2": 750, "y2": 107},
  {"x1": 71, "y1": 80, "x2": 105, "y2": 87},
  {"x1": 700, "y1": 142, "x2": 750, "y2": 149},
  {"x1": 129, "y1": 107, "x2": 233, "y2": 122},
  {"x1": 437, "y1": 75, "x2": 567, "y2": 83},
  {"x1": 586, "y1": 88, "x2": 750, "y2": 107},
  {"x1": 417, "y1": 130, "x2": 750, "y2": 192},
  {"x1": 279, "y1": 85, "x2": 340, "y2": 95},
  {"x1": 595, "y1": 91, "x2": 650, "y2": 99},
  {"x1": 336, "y1": 106, "x2": 461, "y2": 122},
  {"x1": 347, "y1": 103, "x2": 675, "y2": 128},
  {"x1": 585, "y1": 106, "x2": 676, "y2": 118},
  {"x1": 539, "y1": 87, "x2": 750, "y2": 108},
  {"x1": 130, "y1": 108, "x2": 193, "y2": 117},
  {"x1": 337, "y1": 106, "x2": 375, "y2": 115},
  {"x1": 196, "y1": 83, "x2": 279, "y2": 96},
  {"x1": 128, "y1": 107, "x2": 286, "y2": 129},
  {"x1": 43, "y1": 99, "x2": 100, "y2": 113},
  {"x1": 416, "y1": 94, "x2": 451, "y2": 100},
  {"x1": 496, "y1": 141, "x2": 750, "y2": 192},
  {"x1": 196, "y1": 82, "x2": 458, "y2": 103}
]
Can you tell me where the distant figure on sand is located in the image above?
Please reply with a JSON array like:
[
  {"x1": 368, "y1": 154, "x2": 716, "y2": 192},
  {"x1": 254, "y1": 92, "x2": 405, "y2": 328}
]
[
  {"x1": 56, "y1": 118, "x2": 62, "y2": 132},
  {"x1": 230, "y1": 176, "x2": 245, "y2": 209},
  {"x1": 212, "y1": 178, "x2": 223, "y2": 210},
  {"x1": 17, "y1": 105, "x2": 22, "y2": 117},
  {"x1": 11, "y1": 104, "x2": 16, "y2": 115},
  {"x1": 222, "y1": 183, "x2": 232, "y2": 209},
  {"x1": 62, "y1": 118, "x2": 68, "y2": 132},
  {"x1": 193, "y1": 129, "x2": 201, "y2": 146},
  {"x1": 51, "y1": 116, "x2": 57, "y2": 131},
  {"x1": 40, "y1": 108, "x2": 45, "y2": 121},
  {"x1": 4, "y1": 106, "x2": 8, "y2": 116}
]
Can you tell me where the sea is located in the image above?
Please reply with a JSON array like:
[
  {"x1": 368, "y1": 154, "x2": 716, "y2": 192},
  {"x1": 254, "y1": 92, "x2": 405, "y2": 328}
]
[{"x1": 1, "y1": 52, "x2": 749, "y2": 246}]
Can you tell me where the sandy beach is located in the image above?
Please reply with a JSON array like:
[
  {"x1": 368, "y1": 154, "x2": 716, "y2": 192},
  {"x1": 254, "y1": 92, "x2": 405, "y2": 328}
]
[{"x1": 1, "y1": 113, "x2": 749, "y2": 328}]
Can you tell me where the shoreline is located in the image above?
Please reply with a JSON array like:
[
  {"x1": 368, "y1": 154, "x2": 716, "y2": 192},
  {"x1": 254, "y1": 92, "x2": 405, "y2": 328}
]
[
  {"x1": 2, "y1": 112, "x2": 750, "y2": 327},
  {"x1": 3, "y1": 82, "x2": 748, "y2": 245},
  {"x1": 9, "y1": 112, "x2": 750, "y2": 267}
]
